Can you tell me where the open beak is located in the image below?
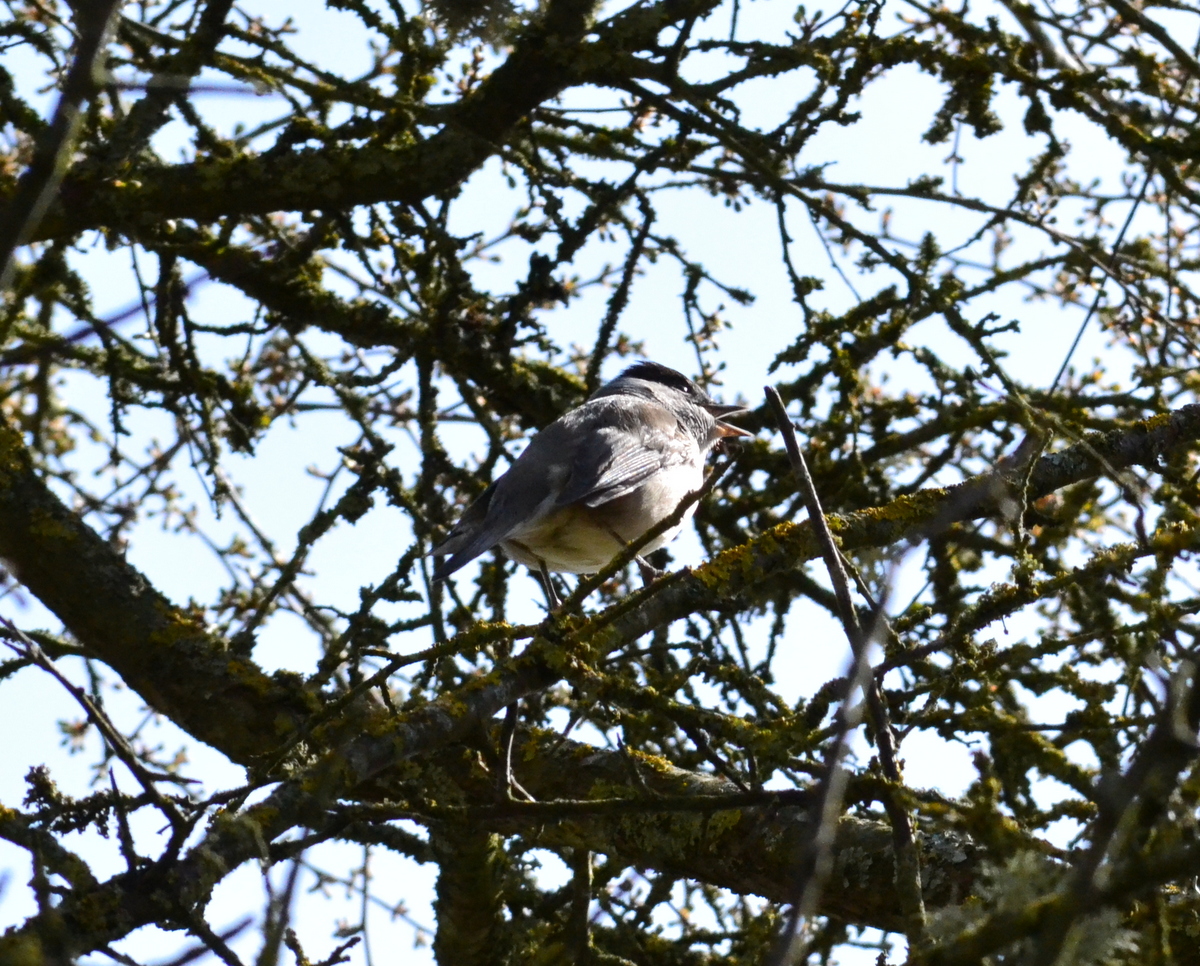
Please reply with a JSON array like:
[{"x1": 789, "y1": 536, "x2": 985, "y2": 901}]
[
  {"x1": 715, "y1": 420, "x2": 754, "y2": 438},
  {"x1": 704, "y1": 403, "x2": 753, "y2": 438},
  {"x1": 704, "y1": 402, "x2": 747, "y2": 419}
]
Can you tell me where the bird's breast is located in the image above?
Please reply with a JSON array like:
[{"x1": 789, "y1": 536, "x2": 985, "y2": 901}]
[{"x1": 501, "y1": 460, "x2": 704, "y2": 574}]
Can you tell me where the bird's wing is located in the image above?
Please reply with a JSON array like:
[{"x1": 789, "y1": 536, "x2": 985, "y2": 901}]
[
  {"x1": 553, "y1": 397, "x2": 693, "y2": 509},
  {"x1": 431, "y1": 417, "x2": 582, "y2": 578},
  {"x1": 431, "y1": 396, "x2": 691, "y2": 578}
]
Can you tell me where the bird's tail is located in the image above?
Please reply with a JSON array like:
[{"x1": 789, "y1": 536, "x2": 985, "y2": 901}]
[{"x1": 430, "y1": 481, "x2": 501, "y2": 581}]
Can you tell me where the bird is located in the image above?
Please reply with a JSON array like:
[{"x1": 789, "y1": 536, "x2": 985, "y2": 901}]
[{"x1": 431, "y1": 361, "x2": 750, "y2": 600}]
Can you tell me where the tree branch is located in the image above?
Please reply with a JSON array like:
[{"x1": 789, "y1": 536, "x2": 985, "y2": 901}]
[
  {"x1": 23, "y1": 0, "x2": 723, "y2": 239},
  {"x1": 0, "y1": 416, "x2": 317, "y2": 763},
  {"x1": 0, "y1": 0, "x2": 123, "y2": 290},
  {"x1": 3, "y1": 407, "x2": 1199, "y2": 775}
]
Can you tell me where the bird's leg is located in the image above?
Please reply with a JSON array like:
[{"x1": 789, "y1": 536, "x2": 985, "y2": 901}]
[
  {"x1": 537, "y1": 559, "x2": 562, "y2": 610},
  {"x1": 603, "y1": 525, "x2": 665, "y2": 587}
]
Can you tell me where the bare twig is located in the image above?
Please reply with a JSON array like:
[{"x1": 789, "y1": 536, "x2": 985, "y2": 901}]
[
  {"x1": 764, "y1": 386, "x2": 925, "y2": 955},
  {"x1": 0, "y1": 614, "x2": 189, "y2": 836},
  {"x1": 1102, "y1": 0, "x2": 1200, "y2": 80}
]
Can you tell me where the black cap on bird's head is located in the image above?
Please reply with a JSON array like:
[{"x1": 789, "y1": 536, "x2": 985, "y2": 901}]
[
  {"x1": 618, "y1": 361, "x2": 705, "y2": 396},
  {"x1": 609, "y1": 361, "x2": 751, "y2": 436}
]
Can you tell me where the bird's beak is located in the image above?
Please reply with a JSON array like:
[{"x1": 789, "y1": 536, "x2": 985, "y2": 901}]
[
  {"x1": 704, "y1": 403, "x2": 753, "y2": 438},
  {"x1": 704, "y1": 402, "x2": 748, "y2": 419},
  {"x1": 715, "y1": 419, "x2": 754, "y2": 438}
]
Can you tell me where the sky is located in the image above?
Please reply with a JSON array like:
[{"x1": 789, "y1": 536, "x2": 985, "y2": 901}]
[{"x1": 0, "y1": 0, "x2": 1164, "y2": 961}]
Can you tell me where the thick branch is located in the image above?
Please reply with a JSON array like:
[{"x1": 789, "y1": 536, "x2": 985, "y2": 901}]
[
  {"x1": 0, "y1": 0, "x2": 122, "y2": 289},
  {"x1": 25, "y1": 0, "x2": 720, "y2": 238},
  {"x1": 431, "y1": 826, "x2": 508, "y2": 965},
  {"x1": 0, "y1": 732, "x2": 976, "y2": 961},
  {"x1": 443, "y1": 731, "x2": 979, "y2": 934},
  {"x1": 0, "y1": 418, "x2": 317, "y2": 763}
]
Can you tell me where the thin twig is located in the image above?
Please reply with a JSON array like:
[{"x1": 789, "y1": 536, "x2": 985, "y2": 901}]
[
  {"x1": 1102, "y1": 0, "x2": 1200, "y2": 80},
  {"x1": 764, "y1": 387, "x2": 925, "y2": 952},
  {"x1": 0, "y1": 614, "x2": 189, "y2": 834},
  {"x1": 181, "y1": 916, "x2": 252, "y2": 966},
  {"x1": 587, "y1": 198, "x2": 654, "y2": 391}
]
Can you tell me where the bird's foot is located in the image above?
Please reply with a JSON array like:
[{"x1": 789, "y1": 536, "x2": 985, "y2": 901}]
[{"x1": 635, "y1": 555, "x2": 666, "y2": 586}]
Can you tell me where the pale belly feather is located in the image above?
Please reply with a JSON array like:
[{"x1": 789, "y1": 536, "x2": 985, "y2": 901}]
[{"x1": 501, "y1": 461, "x2": 704, "y2": 574}]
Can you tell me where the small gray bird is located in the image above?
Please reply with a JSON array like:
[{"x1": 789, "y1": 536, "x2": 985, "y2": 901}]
[{"x1": 431, "y1": 362, "x2": 750, "y2": 589}]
